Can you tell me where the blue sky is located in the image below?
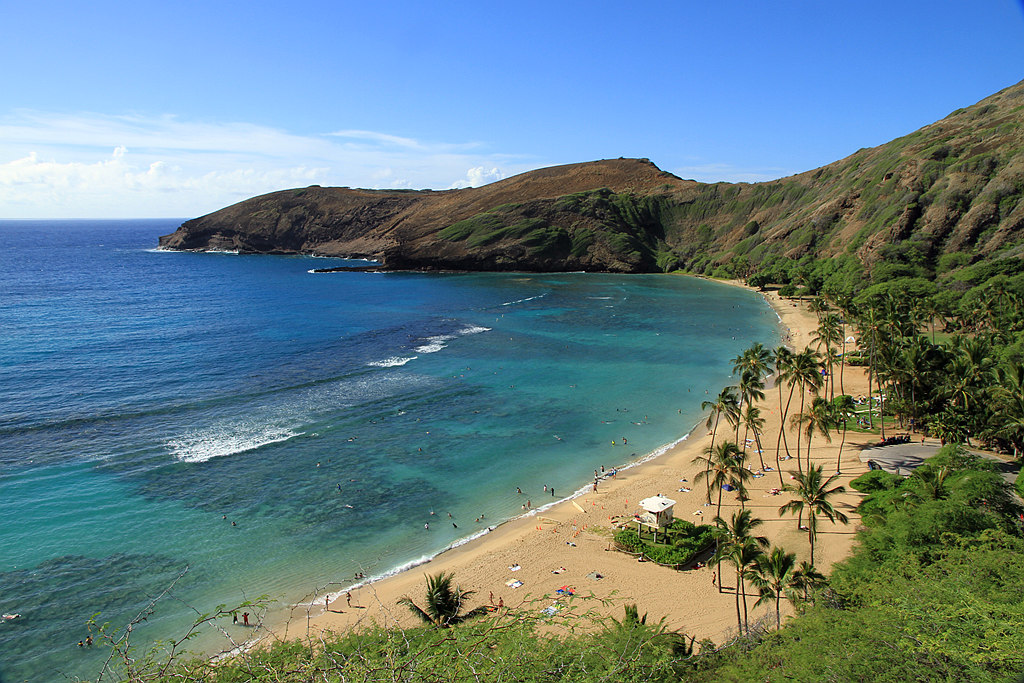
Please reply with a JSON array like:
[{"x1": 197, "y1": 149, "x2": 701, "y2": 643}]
[{"x1": 2, "y1": 1, "x2": 1023, "y2": 218}]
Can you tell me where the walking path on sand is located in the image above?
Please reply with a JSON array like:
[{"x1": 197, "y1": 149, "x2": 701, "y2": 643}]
[{"x1": 246, "y1": 281, "x2": 929, "y2": 653}]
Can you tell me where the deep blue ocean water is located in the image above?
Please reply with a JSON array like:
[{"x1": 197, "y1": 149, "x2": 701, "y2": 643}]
[{"x1": 0, "y1": 219, "x2": 780, "y2": 681}]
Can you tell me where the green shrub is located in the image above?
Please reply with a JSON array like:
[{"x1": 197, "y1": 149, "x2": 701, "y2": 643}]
[{"x1": 613, "y1": 520, "x2": 714, "y2": 566}]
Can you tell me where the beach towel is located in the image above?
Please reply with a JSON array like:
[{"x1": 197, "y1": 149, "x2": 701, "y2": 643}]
[{"x1": 505, "y1": 579, "x2": 523, "y2": 589}]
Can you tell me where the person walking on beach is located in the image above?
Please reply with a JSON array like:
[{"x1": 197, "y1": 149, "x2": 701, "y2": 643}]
[{"x1": 346, "y1": 591, "x2": 352, "y2": 607}]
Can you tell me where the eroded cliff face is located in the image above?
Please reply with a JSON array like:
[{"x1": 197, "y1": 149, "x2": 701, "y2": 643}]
[{"x1": 160, "y1": 80, "x2": 1024, "y2": 275}]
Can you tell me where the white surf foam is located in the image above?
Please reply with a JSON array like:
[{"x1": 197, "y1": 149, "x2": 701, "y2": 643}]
[
  {"x1": 411, "y1": 325, "x2": 490, "y2": 354},
  {"x1": 367, "y1": 356, "x2": 418, "y2": 368},
  {"x1": 414, "y1": 334, "x2": 456, "y2": 354},
  {"x1": 168, "y1": 425, "x2": 303, "y2": 463},
  {"x1": 501, "y1": 294, "x2": 546, "y2": 307}
]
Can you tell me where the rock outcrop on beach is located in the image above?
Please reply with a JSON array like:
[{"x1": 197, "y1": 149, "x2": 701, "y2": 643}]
[{"x1": 160, "y1": 79, "x2": 1024, "y2": 274}]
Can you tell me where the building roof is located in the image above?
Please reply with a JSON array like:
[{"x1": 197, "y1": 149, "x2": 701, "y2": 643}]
[{"x1": 638, "y1": 495, "x2": 676, "y2": 513}]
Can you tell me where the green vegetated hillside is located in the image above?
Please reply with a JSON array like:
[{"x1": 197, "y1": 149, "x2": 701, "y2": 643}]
[{"x1": 160, "y1": 79, "x2": 1024, "y2": 287}]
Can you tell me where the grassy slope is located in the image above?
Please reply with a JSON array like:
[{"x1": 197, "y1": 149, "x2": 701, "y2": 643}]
[{"x1": 431, "y1": 79, "x2": 1024, "y2": 276}]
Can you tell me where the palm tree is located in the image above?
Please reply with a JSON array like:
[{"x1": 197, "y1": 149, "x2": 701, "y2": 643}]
[
  {"x1": 812, "y1": 313, "x2": 842, "y2": 400},
  {"x1": 732, "y1": 343, "x2": 773, "y2": 388},
  {"x1": 741, "y1": 404, "x2": 767, "y2": 470},
  {"x1": 789, "y1": 561, "x2": 827, "y2": 605},
  {"x1": 397, "y1": 572, "x2": 489, "y2": 627},
  {"x1": 612, "y1": 604, "x2": 697, "y2": 657},
  {"x1": 994, "y1": 363, "x2": 1024, "y2": 456},
  {"x1": 693, "y1": 441, "x2": 750, "y2": 519},
  {"x1": 700, "y1": 387, "x2": 740, "y2": 502},
  {"x1": 833, "y1": 293, "x2": 854, "y2": 398},
  {"x1": 778, "y1": 465, "x2": 849, "y2": 565},
  {"x1": 712, "y1": 509, "x2": 769, "y2": 615},
  {"x1": 749, "y1": 546, "x2": 798, "y2": 630},
  {"x1": 788, "y1": 348, "x2": 824, "y2": 474},
  {"x1": 772, "y1": 346, "x2": 796, "y2": 486},
  {"x1": 736, "y1": 369, "x2": 766, "y2": 444},
  {"x1": 831, "y1": 394, "x2": 856, "y2": 473},
  {"x1": 723, "y1": 539, "x2": 764, "y2": 634},
  {"x1": 908, "y1": 466, "x2": 951, "y2": 504},
  {"x1": 895, "y1": 336, "x2": 939, "y2": 432},
  {"x1": 808, "y1": 296, "x2": 830, "y2": 321},
  {"x1": 858, "y1": 305, "x2": 883, "y2": 432},
  {"x1": 791, "y1": 396, "x2": 834, "y2": 473}
]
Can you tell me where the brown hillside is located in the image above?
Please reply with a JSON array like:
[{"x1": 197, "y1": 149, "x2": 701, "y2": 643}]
[
  {"x1": 159, "y1": 159, "x2": 690, "y2": 271},
  {"x1": 160, "y1": 79, "x2": 1024, "y2": 276}
]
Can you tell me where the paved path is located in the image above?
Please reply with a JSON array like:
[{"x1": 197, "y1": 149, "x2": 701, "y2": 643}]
[
  {"x1": 859, "y1": 442, "x2": 942, "y2": 476},
  {"x1": 859, "y1": 441, "x2": 1019, "y2": 485}
]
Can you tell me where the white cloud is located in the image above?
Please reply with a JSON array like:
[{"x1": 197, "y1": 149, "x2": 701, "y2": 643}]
[
  {"x1": 0, "y1": 111, "x2": 532, "y2": 218},
  {"x1": 449, "y1": 166, "x2": 505, "y2": 189}
]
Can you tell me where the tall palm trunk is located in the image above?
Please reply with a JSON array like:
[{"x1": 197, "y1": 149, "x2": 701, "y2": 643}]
[
  {"x1": 705, "y1": 414, "x2": 720, "y2": 503},
  {"x1": 734, "y1": 570, "x2": 742, "y2": 632},
  {"x1": 867, "y1": 347, "x2": 875, "y2": 430},
  {"x1": 808, "y1": 516, "x2": 816, "y2": 565},
  {"x1": 839, "y1": 324, "x2": 847, "y2": 397},
  {"x1": 795, "y1": 386, "x2": 806, "y2": 475},
  {"x1": 775, "y1": 383, "x2": 796, "y2": 486},
  {"x1": 836, "y1": 419, "x2": 847, "y2": 473},
  {"x1": 878, "y1": 379, "x2": 886, "y2": 439},
  {"x1": 753, "y1": 426, "x2": 766, "y2": 471},
  {"x1": 740, "y1": 572, "x2": 749, "y2": 633}
]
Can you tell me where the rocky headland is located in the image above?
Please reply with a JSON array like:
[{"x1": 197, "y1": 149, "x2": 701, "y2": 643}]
[{"x1": 160, "y1": 79, "x2": 1024, "y2": 275}]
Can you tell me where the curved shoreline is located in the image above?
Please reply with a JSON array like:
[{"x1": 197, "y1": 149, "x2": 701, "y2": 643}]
[{"x1": 226, "y1": 277, "x2": 874, "y2": 658}]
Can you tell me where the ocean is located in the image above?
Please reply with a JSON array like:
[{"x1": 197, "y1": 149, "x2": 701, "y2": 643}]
[{"x1": 0, "y1": 219, "x2": 780, "y2": 681}]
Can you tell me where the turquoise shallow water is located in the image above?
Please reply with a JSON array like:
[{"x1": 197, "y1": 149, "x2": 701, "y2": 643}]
[{"x1": 0, "y1": 220, "x2": 780, "y2": 681}]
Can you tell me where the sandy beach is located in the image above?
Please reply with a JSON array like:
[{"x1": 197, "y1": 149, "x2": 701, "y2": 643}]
[{"x1": 257, "y1": 282, "x2": 889, "y2": 649}]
